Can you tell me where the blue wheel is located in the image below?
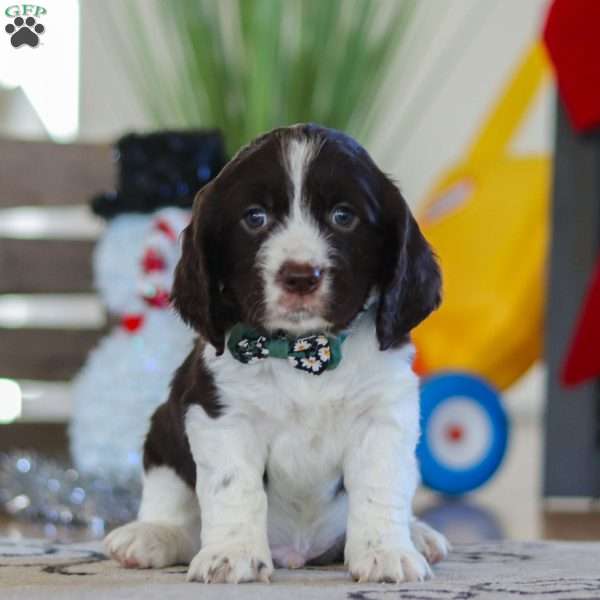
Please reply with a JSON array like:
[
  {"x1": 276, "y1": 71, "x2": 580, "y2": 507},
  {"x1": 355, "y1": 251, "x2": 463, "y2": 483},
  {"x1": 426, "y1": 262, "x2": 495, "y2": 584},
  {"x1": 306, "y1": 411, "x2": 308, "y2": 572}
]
[{"x1": 417, "y1": 372, "x2": 509, "y2": 495}]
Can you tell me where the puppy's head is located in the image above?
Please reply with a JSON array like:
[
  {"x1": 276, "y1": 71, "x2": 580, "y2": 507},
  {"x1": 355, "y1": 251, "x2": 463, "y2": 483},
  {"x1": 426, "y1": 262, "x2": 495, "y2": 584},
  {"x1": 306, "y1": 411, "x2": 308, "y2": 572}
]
[{"x1": 172, "y1": 124, "x2": 441, "y2": 354}]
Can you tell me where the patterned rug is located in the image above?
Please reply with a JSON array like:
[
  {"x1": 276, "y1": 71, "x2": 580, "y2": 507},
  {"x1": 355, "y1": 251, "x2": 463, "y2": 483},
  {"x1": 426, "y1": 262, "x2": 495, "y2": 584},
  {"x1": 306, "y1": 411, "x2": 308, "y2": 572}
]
[{"x1": 1, "y1": 537, "x2": 599, "y2": 599}]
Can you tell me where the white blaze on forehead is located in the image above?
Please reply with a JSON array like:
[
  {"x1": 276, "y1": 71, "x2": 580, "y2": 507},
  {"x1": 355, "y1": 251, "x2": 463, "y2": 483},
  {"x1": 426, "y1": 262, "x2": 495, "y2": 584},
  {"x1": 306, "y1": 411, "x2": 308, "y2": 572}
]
[
  {"x1": 258, "y1": 135, "x2": 333, "y2": 331},
  {"x1": 271, "y1": 135, "x2": 329, "y2": 264},
  {"x1": 284, "y1": 136, "x2": 321, "y2": 218}
]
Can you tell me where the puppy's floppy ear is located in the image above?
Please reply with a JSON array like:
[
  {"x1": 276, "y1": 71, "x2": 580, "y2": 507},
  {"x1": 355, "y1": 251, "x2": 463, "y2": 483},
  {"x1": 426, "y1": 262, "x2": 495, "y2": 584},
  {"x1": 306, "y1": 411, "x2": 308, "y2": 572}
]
[
  {"x1": 171, "y1": 186, "x2": 228, "y2": 354},
  {"x1": 376, "y1": 178, "x2": 442, "y2": 350}
]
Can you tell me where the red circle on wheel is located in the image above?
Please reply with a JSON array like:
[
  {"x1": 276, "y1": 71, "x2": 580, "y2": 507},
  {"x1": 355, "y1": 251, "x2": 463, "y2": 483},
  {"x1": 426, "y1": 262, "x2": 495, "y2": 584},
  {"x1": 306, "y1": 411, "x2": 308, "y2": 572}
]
[{"x1": 446, "y1": 424, "x2": 464, "y2": 443}]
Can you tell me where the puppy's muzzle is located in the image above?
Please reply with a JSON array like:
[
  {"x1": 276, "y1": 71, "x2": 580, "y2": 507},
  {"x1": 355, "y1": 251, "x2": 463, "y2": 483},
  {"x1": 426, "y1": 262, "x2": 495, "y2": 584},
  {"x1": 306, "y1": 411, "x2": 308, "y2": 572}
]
[{"x1": 276, "y1": 261, "x2": 323, "y2": 296}]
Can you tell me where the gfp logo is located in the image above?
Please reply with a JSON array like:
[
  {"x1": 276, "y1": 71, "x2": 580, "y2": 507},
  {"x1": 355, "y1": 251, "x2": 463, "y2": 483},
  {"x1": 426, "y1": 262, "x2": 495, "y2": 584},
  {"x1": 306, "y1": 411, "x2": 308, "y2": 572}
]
[{"x1": 4, "y1": 4, "x2": 46, "y2": 48}]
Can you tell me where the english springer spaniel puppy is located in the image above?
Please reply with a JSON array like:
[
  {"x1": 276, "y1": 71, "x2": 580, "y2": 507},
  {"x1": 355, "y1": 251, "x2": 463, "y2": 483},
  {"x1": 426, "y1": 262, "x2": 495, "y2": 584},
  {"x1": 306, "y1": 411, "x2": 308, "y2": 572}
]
[{"x1": 105, "y1": 124, "x2": 449, "y2": 584}]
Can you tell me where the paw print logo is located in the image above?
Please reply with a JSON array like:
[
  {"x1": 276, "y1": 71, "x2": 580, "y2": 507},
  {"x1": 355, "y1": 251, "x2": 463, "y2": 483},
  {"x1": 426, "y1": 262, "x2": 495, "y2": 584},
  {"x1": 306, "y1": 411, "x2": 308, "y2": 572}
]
[{"x1": 5, "y1": 16, "x2": 45, "y2": 48}]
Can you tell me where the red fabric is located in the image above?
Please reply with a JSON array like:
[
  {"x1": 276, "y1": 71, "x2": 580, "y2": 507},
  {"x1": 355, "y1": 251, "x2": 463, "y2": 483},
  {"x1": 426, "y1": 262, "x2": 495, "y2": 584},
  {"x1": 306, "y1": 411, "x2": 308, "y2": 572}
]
[
  {"x1": 143, "y1": 288, "x2": 170, "y2": 308},
  {"x1": 543, "y1": 0, "x2": 600, "y2": 132},
  {"x1": 141, "y1": 248, "x2": 166, "y2": 273},
  {"x1": 155, "y1": 218, "x2": 178, "y2": 241},
  {"x1": 562, "y1": 256, "x2": 600, "y2": 386},
  {"x1": 121, "y1": 314, "x2": 145, "y2": 333}
]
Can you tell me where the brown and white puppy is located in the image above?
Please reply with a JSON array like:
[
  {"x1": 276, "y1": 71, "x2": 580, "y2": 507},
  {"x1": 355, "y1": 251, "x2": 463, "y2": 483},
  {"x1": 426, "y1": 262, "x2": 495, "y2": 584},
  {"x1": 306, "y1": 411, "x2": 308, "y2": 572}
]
[{"x1": 105, "y1": 124, "x2": 448, "y2": 584}]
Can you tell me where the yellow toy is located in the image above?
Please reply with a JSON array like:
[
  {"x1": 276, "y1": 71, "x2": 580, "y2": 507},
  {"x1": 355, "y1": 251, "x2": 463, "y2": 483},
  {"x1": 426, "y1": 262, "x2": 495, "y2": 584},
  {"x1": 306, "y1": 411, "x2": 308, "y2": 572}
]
[{"x1": 413, "y1": 44, "x2": 551, "y2": 390}]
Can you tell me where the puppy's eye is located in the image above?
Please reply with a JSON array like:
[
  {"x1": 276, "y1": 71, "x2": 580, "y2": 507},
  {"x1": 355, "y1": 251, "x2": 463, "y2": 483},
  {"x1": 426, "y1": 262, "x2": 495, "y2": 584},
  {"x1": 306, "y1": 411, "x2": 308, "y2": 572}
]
[
  {"x1": 330, "y1": 204, "x2": 359, "y2": 231},
  {"x1": 242, "y1": 206, "x2": 269, "y2": 232}
]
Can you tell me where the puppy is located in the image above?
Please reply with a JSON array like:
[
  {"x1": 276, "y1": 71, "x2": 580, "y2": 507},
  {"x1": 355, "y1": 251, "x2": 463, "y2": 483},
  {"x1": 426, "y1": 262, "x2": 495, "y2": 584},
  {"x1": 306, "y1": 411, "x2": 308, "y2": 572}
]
[{"x1": 105, "y1": 124, "x2": 449, "y2": 584}]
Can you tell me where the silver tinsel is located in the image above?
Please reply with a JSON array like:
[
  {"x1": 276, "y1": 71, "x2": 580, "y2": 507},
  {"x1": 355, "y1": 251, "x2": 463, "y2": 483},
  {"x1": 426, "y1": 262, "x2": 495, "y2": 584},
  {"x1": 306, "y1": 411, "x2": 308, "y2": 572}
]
[{"x1": 0, "y1": 451, "x2": 141, "y2": 537}]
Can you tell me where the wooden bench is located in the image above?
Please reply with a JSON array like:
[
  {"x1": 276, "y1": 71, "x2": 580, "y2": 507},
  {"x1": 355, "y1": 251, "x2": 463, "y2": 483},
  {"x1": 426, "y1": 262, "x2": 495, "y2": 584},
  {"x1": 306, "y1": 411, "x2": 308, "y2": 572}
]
[{"x1": 0, "y1": 137, "x2": 114, "y2": 455}]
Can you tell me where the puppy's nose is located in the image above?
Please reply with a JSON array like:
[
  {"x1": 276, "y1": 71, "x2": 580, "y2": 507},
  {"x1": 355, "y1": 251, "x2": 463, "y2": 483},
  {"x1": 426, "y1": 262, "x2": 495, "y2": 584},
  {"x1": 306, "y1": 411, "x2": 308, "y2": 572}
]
[{"x1": 277, "y1": 261, "x2": 322, "y2": 295}]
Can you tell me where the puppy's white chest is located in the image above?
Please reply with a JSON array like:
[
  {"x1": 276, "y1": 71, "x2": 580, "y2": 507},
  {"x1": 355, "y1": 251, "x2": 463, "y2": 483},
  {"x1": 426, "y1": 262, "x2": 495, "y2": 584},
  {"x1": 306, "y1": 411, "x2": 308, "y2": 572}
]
[
  {"x1": 243, "y1": 366, "x2": 350, "y2": 501},
  {"x1": 265, "y1": 400, "x2": 348, "y2": 564},
  {"x1": 267, "y1": 402, "x2": 344, "y2": 494}
]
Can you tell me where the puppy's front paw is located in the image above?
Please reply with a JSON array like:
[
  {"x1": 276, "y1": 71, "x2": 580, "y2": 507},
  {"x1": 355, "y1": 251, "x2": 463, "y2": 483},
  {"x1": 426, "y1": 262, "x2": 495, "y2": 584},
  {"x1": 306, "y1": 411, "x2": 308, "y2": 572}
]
[
  {"x1": 411, "y1": 519, "x2": 450, "y2": 565},
  {"x1": 347, "y1": 543, "x2": 432, "y2": 584},
  {"x1": 105, "y1": 521, "x2": 194, "y2": 568},
  {"x1": 187, "y1": 542, "x2": 273, "y2": 584}
]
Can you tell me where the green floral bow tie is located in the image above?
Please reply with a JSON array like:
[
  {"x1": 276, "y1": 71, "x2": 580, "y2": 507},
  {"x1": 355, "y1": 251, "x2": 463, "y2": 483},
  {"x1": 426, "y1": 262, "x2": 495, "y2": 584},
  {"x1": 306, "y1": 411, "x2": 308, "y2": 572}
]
[{"x1": 227, "y1": 324, "x2": 346, "y2": 375}]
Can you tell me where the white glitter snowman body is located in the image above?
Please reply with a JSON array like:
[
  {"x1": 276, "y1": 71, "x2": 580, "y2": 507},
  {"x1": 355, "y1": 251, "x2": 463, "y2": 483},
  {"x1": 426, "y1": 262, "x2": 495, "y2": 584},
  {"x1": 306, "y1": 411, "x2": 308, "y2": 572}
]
[{"x1": 70, "y1": 208, "x2": 194, "y2": 479}]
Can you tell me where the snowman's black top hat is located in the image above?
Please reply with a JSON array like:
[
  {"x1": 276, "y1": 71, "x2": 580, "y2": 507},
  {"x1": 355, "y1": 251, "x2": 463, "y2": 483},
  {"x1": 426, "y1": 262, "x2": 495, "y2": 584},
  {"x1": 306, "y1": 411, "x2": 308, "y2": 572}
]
[{"x1": 92, "y1": 130, "x2": 227, "y2": 219}]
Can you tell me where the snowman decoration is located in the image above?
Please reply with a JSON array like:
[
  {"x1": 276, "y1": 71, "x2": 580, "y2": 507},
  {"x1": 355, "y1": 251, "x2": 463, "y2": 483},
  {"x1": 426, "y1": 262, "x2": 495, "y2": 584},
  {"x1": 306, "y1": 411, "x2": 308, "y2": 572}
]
[{"x1": 70, "y1": 131, "x2": 226, "y2": 479}]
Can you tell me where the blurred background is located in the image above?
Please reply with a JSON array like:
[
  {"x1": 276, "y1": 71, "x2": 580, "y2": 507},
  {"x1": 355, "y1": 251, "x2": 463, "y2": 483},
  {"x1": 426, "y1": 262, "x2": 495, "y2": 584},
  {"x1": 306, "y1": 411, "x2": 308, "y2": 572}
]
[{"x1": 1, "y1": 0, "x2": 599, "y2": 545}]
